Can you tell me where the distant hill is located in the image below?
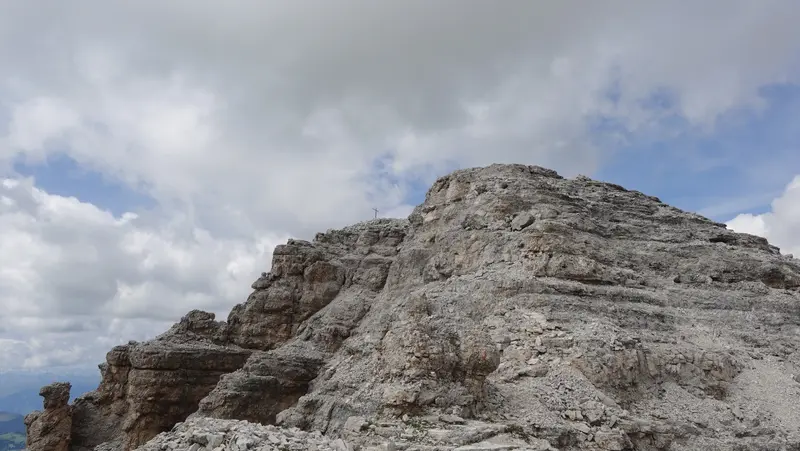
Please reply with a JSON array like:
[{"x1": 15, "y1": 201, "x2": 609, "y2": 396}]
[
  {"x1": 0, "y1": 411, "x2": 24, "y2": 451},
  {"x1": 0, "y1": 370, "x2": 99, "y2": 397},
  {"x1": 0, "y1": 412, "x2": 24, "y2": 434},
  {"x1": 0, "y1": 432, "x2": 24, "y2": 451},
  {"x1": 0, "y1": 372, "x2": 99, "y2": 416}
]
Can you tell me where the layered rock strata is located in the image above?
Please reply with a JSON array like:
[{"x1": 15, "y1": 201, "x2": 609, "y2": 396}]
[
  {"x1": 69, "y1": 313, "x2": 252, "y2": 451},
  {"x1": 27, "y1": 164, "x2": 800, "y2": 451},
  {"x1": 25, "y1": 382, "x2": 74, "y2": 451}
]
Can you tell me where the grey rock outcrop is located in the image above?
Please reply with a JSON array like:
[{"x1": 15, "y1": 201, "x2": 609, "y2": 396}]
[
  {"x1": 29, "y1": 164, "x2": 800, "y2": 450},
  {"x1": 68, "y1": 313, "x2": 252, "y2": 451},
  {"x1": 25, "y1": 382, "x2": 73, "y2": 451}
]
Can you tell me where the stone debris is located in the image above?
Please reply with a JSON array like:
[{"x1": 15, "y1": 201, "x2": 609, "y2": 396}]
[{"x1": 136, "y1": 417, "x2": 351, "y2": 451}]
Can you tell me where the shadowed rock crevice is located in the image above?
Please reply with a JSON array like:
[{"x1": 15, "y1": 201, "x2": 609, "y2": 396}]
[
  {"x1": 194, "y1": 351, "x2": 324, "y2": 425},
  {"x1": 26, "y1": 164, "x2": 800, "y2": 451}
]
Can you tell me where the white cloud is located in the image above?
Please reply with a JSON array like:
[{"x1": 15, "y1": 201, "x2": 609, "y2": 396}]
[
  {"x1": 0, "y1": 177, "x2": 286, "y2": 369},
  {"x1": 0, "y1": 1, "x2": 799, "y2": 369},
  {"x1": 0, "y1": 317, "x2": 179, "y2": 370},
  {"x1": 727, "y1": 175, "x2": 800, "y2": 257},
  {"x1": 2, "y1": 2, "x2": 799, "y2": 216},
  {"x1": 7, "y1": 97, "x2": 80, "y2": 157}
]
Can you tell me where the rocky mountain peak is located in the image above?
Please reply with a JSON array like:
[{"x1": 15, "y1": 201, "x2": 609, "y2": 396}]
[{"x1": 25, "y1": 164, "x2": 800, "y2": 451}]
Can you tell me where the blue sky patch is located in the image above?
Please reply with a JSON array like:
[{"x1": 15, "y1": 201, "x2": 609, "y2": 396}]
[
  {"x1": 12, "y1": 153, "x2": 155, "y2": 217},
  {"x1": 596, "y1": 82, "x2": 800, "y2": 222}
]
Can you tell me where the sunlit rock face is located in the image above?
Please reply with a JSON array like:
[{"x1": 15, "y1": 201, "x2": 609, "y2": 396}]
[{"x1": 29, "y1": 164, "x2": 800, "y2": 451}]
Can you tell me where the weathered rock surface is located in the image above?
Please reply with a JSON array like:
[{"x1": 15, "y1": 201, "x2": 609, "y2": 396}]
[
  {"x1": 25, "y1": 382, "x2": 73, "y2": 451},
  {"x1": 29, "y1": 164, "x2": 800, "y2": 450},
  {"x1": 69, "y1": 312, "x2": 253, "y2": 451},
  {"x1": 137, "y1": 417, "x2": 349, "y2": 451}
]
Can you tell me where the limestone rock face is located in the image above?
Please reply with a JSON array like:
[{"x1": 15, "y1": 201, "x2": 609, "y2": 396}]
[
  {"x1": 30, "y1": 164, "x2": 800, "y2": 451},
  {"x1": 71, "y1": 219, "x2": 410, "y2": 451},
  {"x1": 69, "y1": 313, "x2": 252, "y2": 451},
  {"x1": 197, "y1": 220, "x2": 411, "y2": 426},
  {"x1": 25, "y1": 382, "x2": 73, "y2": 451}
]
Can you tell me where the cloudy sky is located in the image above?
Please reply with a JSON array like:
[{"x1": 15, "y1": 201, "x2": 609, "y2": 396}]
[{"x1": 1, "y1": 1, "x2": 799, "y2": 373}]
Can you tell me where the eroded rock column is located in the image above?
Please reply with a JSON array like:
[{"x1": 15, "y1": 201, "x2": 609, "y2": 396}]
[{"x1": 25, "y1": 382, "x2": 73, "y2": 451}]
